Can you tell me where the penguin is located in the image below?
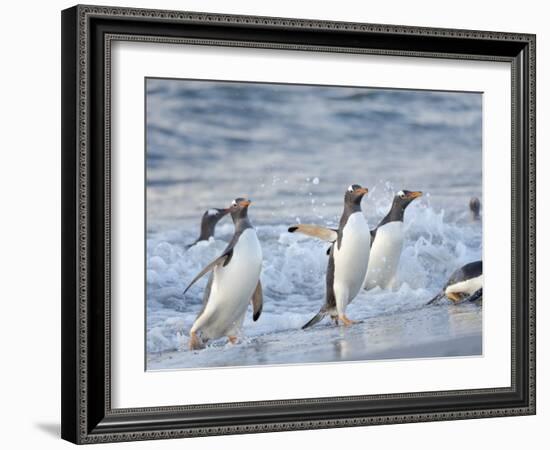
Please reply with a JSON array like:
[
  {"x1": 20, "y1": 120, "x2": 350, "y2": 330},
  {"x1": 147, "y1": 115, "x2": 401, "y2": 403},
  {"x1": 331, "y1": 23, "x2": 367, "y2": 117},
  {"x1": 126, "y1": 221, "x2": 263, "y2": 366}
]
[
  {"x1": 363, "y1": 190, "x2": 422, "y2": 290},
  {"x1": 288, "y1": 184, "x2": 370, "y2": 328},
  {"x1": 469, "y1": 197, "x2": 481, "y2": 221},
  {"x1": 426, "y1": 260, "x2": 482, "y2": 305},
  {"x1": 186, "y1": 208, "x2": 230, "y2": 249},
  {"x1": 184, "y1": 198, "x2": 263, "y2": 350}
]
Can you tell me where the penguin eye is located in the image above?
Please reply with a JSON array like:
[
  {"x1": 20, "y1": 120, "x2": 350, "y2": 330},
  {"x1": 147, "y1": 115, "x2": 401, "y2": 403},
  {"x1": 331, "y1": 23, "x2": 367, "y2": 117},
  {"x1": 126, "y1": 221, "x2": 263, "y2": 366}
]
[
  {"x1": 347, "y1": 185, "x2": 354, "y2": 193},
  {"x1": 231, "y1": 200, "x2": 237, "y2": 207},
  {"x1": 397, "y1": 190, "x2": 405, "y2": 199}
]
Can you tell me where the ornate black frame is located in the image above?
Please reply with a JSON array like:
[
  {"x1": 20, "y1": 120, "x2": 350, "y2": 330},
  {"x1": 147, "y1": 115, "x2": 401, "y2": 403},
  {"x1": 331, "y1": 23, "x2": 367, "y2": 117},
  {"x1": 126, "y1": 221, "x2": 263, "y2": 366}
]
[{"x1": 61, "y1": 4, "x2": 536, "y2": 444}]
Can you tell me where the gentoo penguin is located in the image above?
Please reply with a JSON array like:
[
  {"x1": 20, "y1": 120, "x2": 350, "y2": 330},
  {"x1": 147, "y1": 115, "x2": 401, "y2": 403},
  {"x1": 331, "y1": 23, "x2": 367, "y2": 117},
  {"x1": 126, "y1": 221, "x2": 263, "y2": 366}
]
[
  {"x1": 363, "y1": 190, "x2": 422, "y2": 290},
  {"x1": 288, "y1": 184, "x2": 370, "y2": 328},
  {"x1": 184, "y1": 198, "x2": 263, "y2": 350},
  {"x1": 469, "y1": 197, "x2": 481, "y2": 221},
  {"x1": 426, "y1": 260, "x2": 482, "y2": 305},
  {"x1": 186, "y1": 208, "x2": 230, "y2": 249}
]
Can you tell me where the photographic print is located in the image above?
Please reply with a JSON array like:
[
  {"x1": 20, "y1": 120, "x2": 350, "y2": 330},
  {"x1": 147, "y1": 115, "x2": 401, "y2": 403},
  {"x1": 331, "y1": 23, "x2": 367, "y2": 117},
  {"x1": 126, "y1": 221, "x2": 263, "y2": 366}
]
[
  {"x1": 61, "y1": 8, "x2": 536, "y2": 441},
  {"x1": 145, "y1": 78, "x2": 482, "y2": 371}
]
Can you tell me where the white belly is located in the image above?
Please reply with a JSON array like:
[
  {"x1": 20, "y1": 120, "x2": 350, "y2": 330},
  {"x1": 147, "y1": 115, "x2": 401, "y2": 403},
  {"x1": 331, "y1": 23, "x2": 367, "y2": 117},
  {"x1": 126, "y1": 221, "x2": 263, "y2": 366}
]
[
  {"x1": 364, "y1": 221, "x2": 404, "y2": 290},
  {"x1": 192, "y1": 229, "x2": 262, "y2": 340},
  {"x1": 333, "y1": 212, "x2": 371, "y2": 313},
  {"x1": 445, "y1": 275, "x2": 483, "y2": 297}
]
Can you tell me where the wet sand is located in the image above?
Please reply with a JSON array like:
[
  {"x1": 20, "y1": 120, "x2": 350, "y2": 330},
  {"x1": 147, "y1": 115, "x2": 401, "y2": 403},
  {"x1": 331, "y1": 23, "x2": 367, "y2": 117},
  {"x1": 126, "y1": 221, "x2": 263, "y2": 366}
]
[{"x1": 147, "y1": 305, "x2": 482, "y2": 370}]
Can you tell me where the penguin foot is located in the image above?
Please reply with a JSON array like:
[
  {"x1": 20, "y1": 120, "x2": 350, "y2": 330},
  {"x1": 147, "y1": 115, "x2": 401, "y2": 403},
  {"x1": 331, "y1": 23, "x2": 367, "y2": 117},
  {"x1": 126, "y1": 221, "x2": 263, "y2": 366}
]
[
  {"x1": 339, "y1": 315, "x2": 357, "y2": 327},
  {"x1": 227, "y1": 335, "x2": 238, "y2": 345},
  {"x1": 331, "y1": 316, "x2": 339, "y2": 325},
  {"x1": 189, "y1": 331, "x2": 204, "y2": 350},
  {"x1": 447, "y1": 292, "x2": 462, "y2": 303}
]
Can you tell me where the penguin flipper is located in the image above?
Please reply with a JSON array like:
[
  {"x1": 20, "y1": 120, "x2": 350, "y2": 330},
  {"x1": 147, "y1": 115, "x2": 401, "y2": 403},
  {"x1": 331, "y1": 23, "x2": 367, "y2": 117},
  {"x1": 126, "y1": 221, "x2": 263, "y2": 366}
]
[
  {"x1": 251, "y1": 280, "x2": 263, "y2": 321},
  {"x1": 466, "y1": 288, "x2": 483, "y2": 303},
  {"x1": 288, "y1": 224, "x2": 337, "y2": 243},
  {"x1": 302, "y1": 309, "x2": 327, "y2": 329},
  {"x1": 426, "y1": 291, "x2": 445, "y2": 305},
  {"x1": 183, "y1": 249, "x2": 233, "y2": 295}
]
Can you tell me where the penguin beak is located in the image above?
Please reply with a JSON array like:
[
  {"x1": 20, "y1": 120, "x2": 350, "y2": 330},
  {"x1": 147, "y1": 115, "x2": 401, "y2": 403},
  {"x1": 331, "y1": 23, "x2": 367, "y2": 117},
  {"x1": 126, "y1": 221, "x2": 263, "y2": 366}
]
[
  {"x1": 408, "y1": 191, "x2": 422, "y2": 199},
  {"x1": 240, "y1": 200, "x2": 252, "y2": 208},
  {"x1": 356, "y1": 187, "x2": 369, "y2": 195}
]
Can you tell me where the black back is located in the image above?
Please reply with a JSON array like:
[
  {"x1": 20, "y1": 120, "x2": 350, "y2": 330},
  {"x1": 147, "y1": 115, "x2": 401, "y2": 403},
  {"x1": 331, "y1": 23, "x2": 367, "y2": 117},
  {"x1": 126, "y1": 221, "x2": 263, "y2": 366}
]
[{"x1": 447, "y1": 260, "x2": 482, "y2": 287}]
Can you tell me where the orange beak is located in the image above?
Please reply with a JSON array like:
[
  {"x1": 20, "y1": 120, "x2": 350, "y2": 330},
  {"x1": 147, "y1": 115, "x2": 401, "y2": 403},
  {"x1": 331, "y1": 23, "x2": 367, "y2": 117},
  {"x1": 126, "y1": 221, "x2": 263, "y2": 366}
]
[
  {"x1": 240, "y1": 199, "x2": 252, "y2": 207},
  {"x1": 357, "y1": 187, "x2": 369, "y2": 195},
  {"x1": 408, "y1": 191, "x2": 423, "y2": 199}
]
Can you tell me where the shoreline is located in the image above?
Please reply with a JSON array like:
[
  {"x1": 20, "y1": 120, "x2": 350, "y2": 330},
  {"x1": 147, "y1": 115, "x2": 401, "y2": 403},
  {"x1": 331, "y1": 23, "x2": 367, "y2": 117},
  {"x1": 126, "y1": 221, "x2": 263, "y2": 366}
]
[
  {"x1": 147, "y1": 334, "x2": 481, "y2": 371},
  {"x1": 147, "y1": 306, "x2": 482, "y2": 370}
]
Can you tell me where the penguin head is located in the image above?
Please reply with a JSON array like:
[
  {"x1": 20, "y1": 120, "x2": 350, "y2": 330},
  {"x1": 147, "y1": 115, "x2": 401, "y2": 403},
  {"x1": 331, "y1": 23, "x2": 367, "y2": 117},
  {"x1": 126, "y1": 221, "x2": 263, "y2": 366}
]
[
  {"x1": 469, "y1": 197, "x2": 481, "y2": 220},
  {"x1": 197, "y1": 208, "x2": 230, "y2": 240},
  {"x1": 202, "y1": 208, "x2": 230, "y2": 224},
  {"x1": 392, "y1": 190, "x2": 422, "y2": 211},
  {"x1": 228, "y1": 197, "x2": 252, "y2": 221},
  {"x1": 345, "y1": 184, "x2": 369, "y2": 206}
]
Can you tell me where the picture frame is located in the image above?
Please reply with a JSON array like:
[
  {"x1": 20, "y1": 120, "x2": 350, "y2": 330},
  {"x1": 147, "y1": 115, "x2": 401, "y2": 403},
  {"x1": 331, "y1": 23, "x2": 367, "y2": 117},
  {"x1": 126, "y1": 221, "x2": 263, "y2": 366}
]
[{"x1": 61, "y1": 4, "x2": 536, "y2": 444}]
